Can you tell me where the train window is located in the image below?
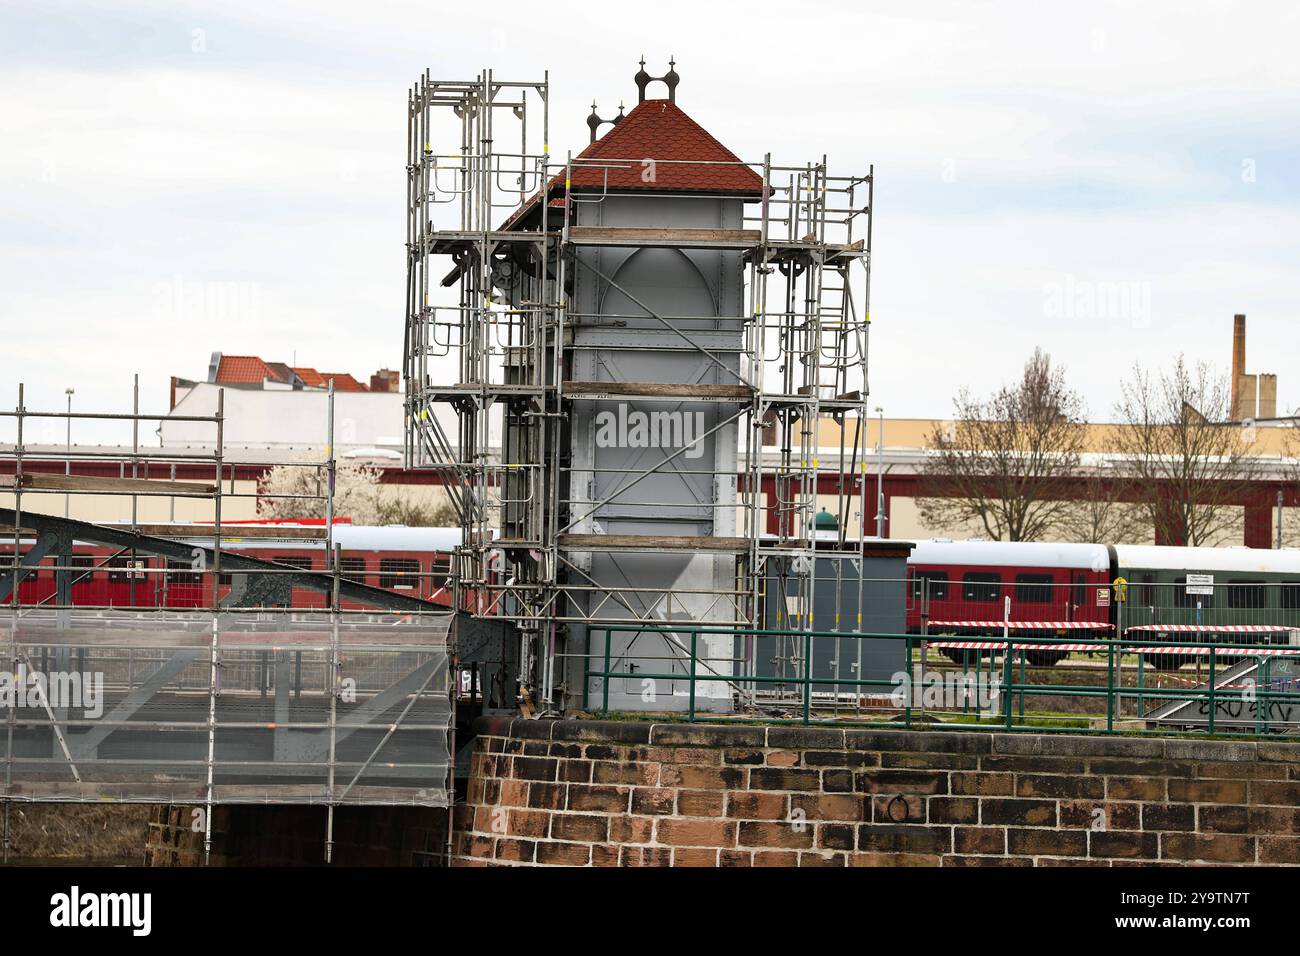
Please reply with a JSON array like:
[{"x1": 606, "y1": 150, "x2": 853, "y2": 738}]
[
  {"x1": 962, "y1": 573, "x2": 1001, "y2": 602},
  {"x1": 1015, "y1": 574, "x2": 1053, "y2": 604},
  {"x1": 429, "y1": 556, "x2": 451, "y2": 589},
  {"x1": 1173, "y1": 577, "x2": 1214, "y2": 609},
  {"x1": 69, "y1": 555, "x2": 95, "y2": 580},
  {"x1": 910, "y1": 572, "x2": 949, "y2": 601},
  {"x1": 340, "y1": 557, "x2": 368, "y2": 583},
  {"x1": 107, "y1": 556, "x2": 134, "y2": 584},
  {"x1": 380, "y1": 558, "x2": 421, "y2": 590},
  {"x1": 1071, "y1": 574, "x2": 1088, "y2": 609},
  {"x1": 165, "y1": 558, "x2": 202, "y2": 586},
  {"x1": 1282, "y1": 583, "x2": 1300, "y2": 610},
  {"x1": 0, "y1": 552, "x2": 36, "y2": 578},
  {"x1": 1138, "y1": 574, "x2": 1155, "y2": 607},
  {"x1": 1226, "y1": 580, "x2": 1266, "y2": 610},
  {"x1": 279, "y1": 556, "x2": 314, "y2": 572}
]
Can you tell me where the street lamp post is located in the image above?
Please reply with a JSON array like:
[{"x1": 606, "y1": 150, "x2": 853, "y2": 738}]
[
  {"x1": 874, "y1": 406, "x2": 885, "y2": 538},
  {"x1": 64, "y1": 387, "x2": 74, "y2": 517}
]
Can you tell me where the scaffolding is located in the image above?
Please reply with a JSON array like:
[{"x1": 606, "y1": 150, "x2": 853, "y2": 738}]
[
  {"x1": 404, "y1": 66, "x2": 874, "y2": 714},
  {"x1": 0, "y1": 383, "x2": 454, "y2": 864},
  {"x1": 0, "y1": 378, "x2": 447, "y2": 615}
]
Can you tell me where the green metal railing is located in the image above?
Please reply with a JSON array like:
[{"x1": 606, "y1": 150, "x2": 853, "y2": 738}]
[{"x1": 582, "y1": 624, "x2": 1300, "y2": 739}]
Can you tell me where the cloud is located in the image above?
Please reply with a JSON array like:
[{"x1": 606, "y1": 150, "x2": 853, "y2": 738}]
[{"x1": 2, "y1": 0, "x2": 1298, "y2": 441}]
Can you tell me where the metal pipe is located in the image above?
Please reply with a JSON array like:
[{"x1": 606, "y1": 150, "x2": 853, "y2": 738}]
[
  {"x1": 1278, "y1": 490, "x2": 1285, "y2": 549},
  {"x1": 63, "y1": 388, "x2": 74, "y2": 518},
  {"x1": 202, "y1": 615, "x2": 218, "y2": 865},
  {"x1": 326, "y1": 379, "x2": 335, "y2": 557},
  {"x1": 212, "y1": 389, "x2": 223, "y2": 611},
  {"x1": 875, "y1": 406, "x2": 885, "y2": 538}
]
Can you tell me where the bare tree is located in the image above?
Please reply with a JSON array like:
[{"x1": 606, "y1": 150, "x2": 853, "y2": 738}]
[
  {"x1": 375, "y1": 495, "x2": 458, "y2": 527},
  {"x1": 1111, "y1": 356, "x2": 1256, "y2": 546},
  {"x1": 1053, "y1": 468, "x2": 1151, "y2": 544},
  {"x1": 259, "y1": 457, "x2": 385, "y2": 524},
  {"x1": 1280, "y1": 411, "x2": 1300, "y2": 547},
  {"x1": 918, "y1": 348, "x2": 1087, "y2": 541}
]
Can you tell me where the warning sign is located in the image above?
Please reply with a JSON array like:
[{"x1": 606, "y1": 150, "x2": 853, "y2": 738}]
[
  {"x1": 1097, "y1": 588, "x2": 1111, "y2": 608},
  {"x1": 1112, "y1": 576, "x2": 1127, "y2": 603}
]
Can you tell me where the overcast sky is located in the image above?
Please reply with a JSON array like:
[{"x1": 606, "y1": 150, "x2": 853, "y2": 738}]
[{"x1": 2, "y1": 0, "x2": 1297, "y2": 445}]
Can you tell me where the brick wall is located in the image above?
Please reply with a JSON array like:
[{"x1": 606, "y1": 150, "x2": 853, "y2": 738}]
[{"x1": 452, "y1": 717, "x2": 1300, "y2": 867}]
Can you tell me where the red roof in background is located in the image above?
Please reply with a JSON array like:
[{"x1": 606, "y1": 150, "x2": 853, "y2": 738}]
[
  {"x1": 265, "y1": 362, "x2": 297, "y2": 383},
  {"x1": 319, "y1": 373, "x2": 369, "y2": 392},
  {"x1": 562, "y1": 99, "x2": 764, "y2": 195},
  {"x1": 293, "y1": 367, "x2": 325, "y2": 388},
  {"x1": 211, "y1": 356, "x2": 369, "y2": 391},
  {"x1": 215, "y1": 355, "x2": 276, "y2": 385}
]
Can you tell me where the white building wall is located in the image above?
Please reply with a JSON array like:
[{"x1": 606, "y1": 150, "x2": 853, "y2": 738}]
[{"x1": 161, "y1": 383, "x2": 405, "y2": 452}]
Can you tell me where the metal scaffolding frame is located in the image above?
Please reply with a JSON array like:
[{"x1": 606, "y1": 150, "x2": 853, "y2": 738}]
[
  {"x1": 404, "y1": 67, "x2": 874, "y2": 714},
  {"x1": 0, "y1": 384, "x2": 455, "y2": 865}
]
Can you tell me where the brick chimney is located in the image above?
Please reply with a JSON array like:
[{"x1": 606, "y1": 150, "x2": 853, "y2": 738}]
[
  {"x1": 370, "y1": 369, "x2": 400, "y2": 393},
  {"x1": 1231, "y1": 314, "x2": 1256, "y2": 420}
]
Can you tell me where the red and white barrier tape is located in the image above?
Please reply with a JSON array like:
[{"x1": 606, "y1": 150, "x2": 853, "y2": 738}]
[
  {"x1": 1132, "y1": 646, "x2": 1300, "y2": 657},
  {"x1": 1126, "y1": 624, "x2": 1300, "y2": 633},
  {"x1": 926, "y1": 641, "x2": 1106, "y2": 652},
  {"x1": 927, "y1": 621, "x2": 1114, "y2": 631}
]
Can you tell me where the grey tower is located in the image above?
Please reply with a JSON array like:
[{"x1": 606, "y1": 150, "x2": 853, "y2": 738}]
[{"x1": 405, "y1": 65, "x2": 874, "y2": 715}]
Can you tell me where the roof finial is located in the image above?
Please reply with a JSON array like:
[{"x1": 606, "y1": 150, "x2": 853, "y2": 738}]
[
  {"x1": 664, "y1": 56, "x2": 679, "y2": 102},
  {"x1": 587, "y1": 100, "x2": 623, "y2": 144},
  {"x1": 634, "y1": 56, "x2": 651, "y2": 103},
  {"x1": 635, "y1": 57, "x2": 678, "y2": 104}
]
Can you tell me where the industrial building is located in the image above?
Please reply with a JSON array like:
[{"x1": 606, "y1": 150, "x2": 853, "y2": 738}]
[{"x1": 1229, "y1": 313, "x2": 1283, "y2": 422}]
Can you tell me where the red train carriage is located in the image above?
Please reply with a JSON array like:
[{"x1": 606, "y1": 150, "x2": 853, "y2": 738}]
[
  {"x1": 906, "y1": 540, "x2": 1117, "y2": 665},
  {"x1": 1, "y1": 523, "x2": 463, "y2": 610}
]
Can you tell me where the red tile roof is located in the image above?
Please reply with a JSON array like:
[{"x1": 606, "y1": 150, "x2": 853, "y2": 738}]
[
  {"x1": 293, "y1": 367, "x2": 325, "y2": 388},
  {"x1": 318, "y1": 373, "x2": 369, "y2": 392},
  {"x1": 502, "y1": 98, "x2": 763, "y2": 230},
  {"x1": 265, "y1": 362, "x2": 297, "y2": 384},
  {"x1": 561, "y1": 99, "x2": 764, "y2": 196},
  {"x1": 212, "y1": 356, "x2": 369, "y2": 391},
  {"x1": 215, "y1": 355, "x2": 276, "y2": 385}
]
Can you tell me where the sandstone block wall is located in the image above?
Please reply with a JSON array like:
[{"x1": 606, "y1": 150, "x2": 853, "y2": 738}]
[{"x1": 451, "y1": 717, "x2": 1300, "y2": 867}]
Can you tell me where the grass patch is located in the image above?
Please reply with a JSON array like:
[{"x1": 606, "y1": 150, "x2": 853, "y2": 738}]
[
  {"x1": 942, "y1": 711, "x2": 1091, "y2": 729},
  {"x1": 4, "y1": 804, "x2": 152, "y2": 863}
]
